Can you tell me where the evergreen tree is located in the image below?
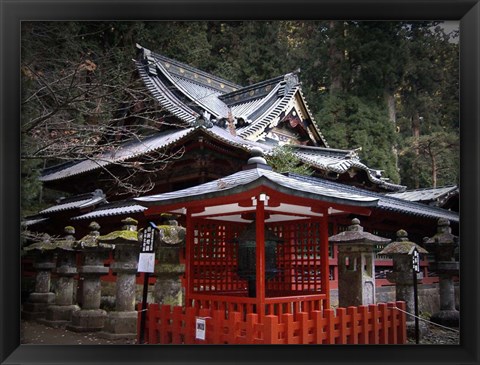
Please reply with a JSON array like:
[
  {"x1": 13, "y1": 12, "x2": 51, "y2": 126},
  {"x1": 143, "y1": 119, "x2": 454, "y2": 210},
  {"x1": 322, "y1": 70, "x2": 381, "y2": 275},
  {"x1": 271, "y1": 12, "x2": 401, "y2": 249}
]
[{"x1": 266, "y1": 145, "x2": 313, "y2": 176}]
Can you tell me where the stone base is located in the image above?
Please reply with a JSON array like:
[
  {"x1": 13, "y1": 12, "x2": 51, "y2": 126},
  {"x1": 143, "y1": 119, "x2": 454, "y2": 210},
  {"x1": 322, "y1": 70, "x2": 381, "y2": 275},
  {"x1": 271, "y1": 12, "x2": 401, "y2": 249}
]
[
  {"x1": 22, "y1": 293, "x2": 55, "y2": 320},
  {"x1": 406, "y1": 320, "x2": 429, "y2": 340},
  {"x1": 97, "y1": 311, "x2": 138, "y2": 340},
  {"x1": 67, "y1": 309, "x2": 108, "y2": 332},
  {"x1": 39, "y1": 305, "x2": 80, "y2": 328},
  {"x1": 29, "y1": 292, "x2": 56, "y2": 303},
  {"x1": 430, "y1": 310, "x2": 460, "y2": 328},
  {"x1": 154, "y1": 279, "x2": 184, "y2": 306}
]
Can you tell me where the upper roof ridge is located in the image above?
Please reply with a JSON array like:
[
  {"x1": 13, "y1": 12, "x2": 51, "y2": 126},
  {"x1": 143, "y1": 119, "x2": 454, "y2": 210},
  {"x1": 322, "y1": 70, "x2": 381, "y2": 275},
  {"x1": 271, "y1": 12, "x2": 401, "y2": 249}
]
[
  {"x1": 219, "y1": 71, "x2": 300, "y2": 105},
  {"x1": 136, "y1": 44, "x2": 241, "y2": 92}
]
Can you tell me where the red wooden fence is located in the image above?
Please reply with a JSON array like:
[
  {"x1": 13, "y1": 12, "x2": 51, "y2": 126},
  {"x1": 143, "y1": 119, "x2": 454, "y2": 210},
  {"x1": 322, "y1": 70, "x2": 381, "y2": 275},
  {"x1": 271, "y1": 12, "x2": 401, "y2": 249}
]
[{"x1": 137, "y1": 301, "x2": 406, "y2": 345}]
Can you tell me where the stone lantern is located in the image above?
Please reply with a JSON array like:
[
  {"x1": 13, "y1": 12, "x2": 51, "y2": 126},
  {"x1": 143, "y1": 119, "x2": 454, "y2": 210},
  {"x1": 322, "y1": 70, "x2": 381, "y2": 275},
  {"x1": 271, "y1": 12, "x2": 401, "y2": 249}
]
[
  {"x1": 22, "y1": 234, "x2": 56, "y2": 320},
  {"x1": 151, "y1": 214, "x2": 186, "y2": 306},
  {"x1": 68, "y1": 221, "x2": 113, "y2": 332},
  {"x1": 379, "y1": 229, "x2": 428, "y2": 336},
  {"x1": 42, "y1": 226, "x2": 80, "y2": 327},
  {"x1": 424, "y1": 218, "x2": 459, "y2": 327},
  {"x1": 329, "y1": 218, "x2": 390, "y2": 307},
  {"x1": 97, "y1": 217, "x2": 139, "y2": 340}
]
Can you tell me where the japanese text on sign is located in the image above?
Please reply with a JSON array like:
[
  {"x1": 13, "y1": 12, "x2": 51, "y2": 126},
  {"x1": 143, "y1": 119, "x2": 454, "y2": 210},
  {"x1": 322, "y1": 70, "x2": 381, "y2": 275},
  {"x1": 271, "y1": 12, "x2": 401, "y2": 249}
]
[
  {"x1": 195, "y1": 317, "x2": 207, "y2": 340},
  {"x1": 411, "y1": 248, "x2": 420, "y2": 273}
]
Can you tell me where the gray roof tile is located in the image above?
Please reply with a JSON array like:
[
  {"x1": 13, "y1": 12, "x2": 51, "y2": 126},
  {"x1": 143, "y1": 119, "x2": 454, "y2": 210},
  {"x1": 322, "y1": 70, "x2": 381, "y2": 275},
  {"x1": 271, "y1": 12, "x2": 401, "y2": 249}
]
[
  {"x1": 135, "y1": 167, "x2": 379, "y2": 208},
  {"x1": 289, "y1": 173, "x2": 458, "y2": 222},
  {"x1": 386, "y1": 186, "x2": 458, "y2": 203}
]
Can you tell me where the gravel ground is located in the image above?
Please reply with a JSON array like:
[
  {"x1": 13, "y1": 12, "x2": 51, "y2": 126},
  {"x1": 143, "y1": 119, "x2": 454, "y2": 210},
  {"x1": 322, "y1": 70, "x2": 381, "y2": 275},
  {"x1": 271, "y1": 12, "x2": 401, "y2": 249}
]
[
  {"x1": 21, "y1": 320, "x2": 136, "y2": 345},
  {"x1": 22, "y1": 319, "x2": 459, "y2": 345},
  {"x1": 407, "y1": 324, "x2": 460, "y2": 345}
]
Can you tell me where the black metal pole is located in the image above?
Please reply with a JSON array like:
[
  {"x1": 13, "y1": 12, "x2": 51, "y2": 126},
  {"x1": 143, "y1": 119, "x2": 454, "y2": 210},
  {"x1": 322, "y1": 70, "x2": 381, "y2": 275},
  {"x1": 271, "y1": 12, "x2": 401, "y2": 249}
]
[
  {"x1": 139, "y1": 272, "x2": 150, "y2": 344},
  {"x1": 413, "y1": 268, "x2": 419, "y2": 344}
]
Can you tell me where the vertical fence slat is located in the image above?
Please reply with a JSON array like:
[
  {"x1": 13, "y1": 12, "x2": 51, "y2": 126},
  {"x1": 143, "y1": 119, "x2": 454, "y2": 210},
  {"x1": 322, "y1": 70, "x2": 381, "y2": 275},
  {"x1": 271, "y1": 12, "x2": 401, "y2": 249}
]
[
  {"x1": 297, "y1": 312, "x2": 309, "y2": 344},
  {"x1": 228, "y1": 311, "x2": 241, "y2": 344},
  {"x1": 369, "y1": 304, "x2": 379, "y2": 345},
  {"x1": 148, "y1": 303, "x2": 159, "y2": 344},
  {"x1": 325, "y1": 309, "x2": 335, "y2": 344},
  {"x1": 158, "y1": 305, "x2": 171, "y2": 344},
  {"x1": 347, "y1": 306, "x2": 358, "y2": 344},
  {"x1": 359, "y1": 305, "x2": 369, "y2": 344},
  {"x1": 282, "y1": 313, "x2": 295, "y2": 344},
  {"x1": 264, "y1": 314, "x2": 279, "y2": 344},
  {"x1": 388, "y1": 302, "x2": 398, "y2": 344},
  {"x1": 311, "y1": 310, "x2": 324, "y2": 344},
  {"x1": 396, "y1": 301, "x2": 407, "y2": 344},
  {"x1": 378, "y1": 303, "x2": 388, "y2": 344},
  {"x1": 337, "y1": 308, "x2": 348, "y2": 344},
  {"x1": 245, "y1": 313, "x2": 258, "y2": 344},
  {"x1": 184, "y1": 306, "x2": 196, "y2": 344},
  {"x1": 212, "y1": 309, "x2": 223, "y2": 344},
  {"x1": 172, "y1": 306, "x2": 183, "y2": 344}
]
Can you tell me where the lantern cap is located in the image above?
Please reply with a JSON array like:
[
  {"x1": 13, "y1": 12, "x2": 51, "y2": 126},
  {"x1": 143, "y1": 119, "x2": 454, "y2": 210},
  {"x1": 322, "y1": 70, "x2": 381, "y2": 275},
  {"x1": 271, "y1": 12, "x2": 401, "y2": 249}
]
[
  {"x1": 378, "y1": 229, "x2": 428, "y2": 255},
  {"x1": 23, "y1": 233, "x2": 57, "y2": 252},
  {"x1": 47, "y1": 226, "x2": 77, "y2": 251},
  {"x1": 88, "y1": 221, "x2": 101, "y2": 231},
  {"x1": 97, "y1": 217, "x2": 138, "y2": 245},
  {"x1": 64, "y1": 226, "x2": 75, "y2": 234},
  {"x1": 76, "y1": 221, "x2": 113, "y2": 250},
  {"x1": 329, "y1": 218, "x2": 390, "y2": 245},
  {"x1": 423, "y1": 218, "x2": 458, "y2": 246}
]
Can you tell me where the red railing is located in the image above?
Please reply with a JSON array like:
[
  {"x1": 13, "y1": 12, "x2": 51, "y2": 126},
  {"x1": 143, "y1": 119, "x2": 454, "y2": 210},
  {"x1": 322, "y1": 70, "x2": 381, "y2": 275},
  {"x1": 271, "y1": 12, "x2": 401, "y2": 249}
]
[
  {"x1": 187, "y1": 293, "x2": 328, "y2": 317},
  {"x1": 137, "y1": 301, "x2": 406, "y2": 345}
]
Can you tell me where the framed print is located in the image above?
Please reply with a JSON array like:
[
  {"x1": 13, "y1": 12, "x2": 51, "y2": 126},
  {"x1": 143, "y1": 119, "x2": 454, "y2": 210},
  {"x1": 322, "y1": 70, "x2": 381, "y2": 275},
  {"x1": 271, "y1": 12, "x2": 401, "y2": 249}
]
[{"x1": 1, "y1": 0, "x2": 479, "y2": 364}]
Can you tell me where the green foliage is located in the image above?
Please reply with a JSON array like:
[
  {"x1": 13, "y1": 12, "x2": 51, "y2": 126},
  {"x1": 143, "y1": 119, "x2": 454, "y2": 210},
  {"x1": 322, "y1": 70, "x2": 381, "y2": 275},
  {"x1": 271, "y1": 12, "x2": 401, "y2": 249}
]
[
  {"x1": 316, "y1": 94, "x2": 401, "y2": 183},
  {"x1": 399, "y1": 131, "x2": 459, "y2": 188},
  {"x1": 266, "y1": 145, "x2": 313, "y2": 176}
]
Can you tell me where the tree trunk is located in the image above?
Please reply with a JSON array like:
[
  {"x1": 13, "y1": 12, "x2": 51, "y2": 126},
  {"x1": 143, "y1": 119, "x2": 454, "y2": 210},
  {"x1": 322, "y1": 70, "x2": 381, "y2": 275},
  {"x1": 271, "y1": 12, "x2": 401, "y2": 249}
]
[
  {"x1": 328, "y1": 21, "x2": 344, "y2": 94},
  {"x1": 384, "y1": 91, "x2": 397, "y2": 125},
  {"x1": 412, "y1": 111, "x2": 421, "y2": 189},
  {"x1": 412, "y1": 111, "x2": 420, "y2": 140},
  {"x1": 430, "y1": 149, "x2": 437, "y2": 188}
]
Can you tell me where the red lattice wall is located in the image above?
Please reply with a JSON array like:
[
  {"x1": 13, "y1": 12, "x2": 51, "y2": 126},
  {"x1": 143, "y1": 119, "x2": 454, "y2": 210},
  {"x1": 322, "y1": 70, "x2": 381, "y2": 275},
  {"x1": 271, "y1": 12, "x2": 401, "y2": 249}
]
[{"x1": 188, "y1": 219, "x2": 325, "y2": 299}]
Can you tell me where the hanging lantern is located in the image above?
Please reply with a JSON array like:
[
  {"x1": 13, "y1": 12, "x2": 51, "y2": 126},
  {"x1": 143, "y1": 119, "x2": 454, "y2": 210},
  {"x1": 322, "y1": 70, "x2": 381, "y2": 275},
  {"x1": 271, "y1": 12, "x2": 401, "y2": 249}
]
[{"x1": 236, "y1": 221, "x2": 282, "y2": 297}]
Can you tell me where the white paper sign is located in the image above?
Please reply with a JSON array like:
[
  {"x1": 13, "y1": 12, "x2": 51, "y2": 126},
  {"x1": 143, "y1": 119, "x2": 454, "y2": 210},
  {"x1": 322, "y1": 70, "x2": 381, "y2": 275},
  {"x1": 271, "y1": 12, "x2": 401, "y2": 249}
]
[
  {"x1": 195, "y1": 318, "x2": 206, "y2": 340},
  {"x1": 138, "y1": 252, "x2": 155, "y2": 273}
]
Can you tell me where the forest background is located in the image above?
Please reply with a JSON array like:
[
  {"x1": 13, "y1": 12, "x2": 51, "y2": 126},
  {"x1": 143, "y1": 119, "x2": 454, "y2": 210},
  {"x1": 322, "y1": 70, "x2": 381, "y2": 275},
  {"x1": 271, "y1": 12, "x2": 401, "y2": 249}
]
[{"x1": 21, "y1": 21, "x2": 459, "y2": 216}]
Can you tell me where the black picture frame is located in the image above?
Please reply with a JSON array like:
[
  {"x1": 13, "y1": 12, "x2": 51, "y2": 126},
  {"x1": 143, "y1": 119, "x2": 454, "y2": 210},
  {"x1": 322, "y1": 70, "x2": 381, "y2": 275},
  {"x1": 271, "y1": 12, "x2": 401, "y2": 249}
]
[{"x1": 1, "y1": 1, "x2": 479, "y2": 364}]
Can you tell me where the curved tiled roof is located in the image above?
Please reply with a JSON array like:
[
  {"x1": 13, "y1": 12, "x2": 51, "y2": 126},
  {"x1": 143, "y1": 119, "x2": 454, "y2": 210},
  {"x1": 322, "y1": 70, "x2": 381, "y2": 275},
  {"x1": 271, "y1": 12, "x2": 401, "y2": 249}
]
[
  {"x1": 237, "y1": 85, "x2": 298, "y2": 140},
  {"x1": 40, "y1": 124, "x2": 404, "y2": 192},
  {"x1": 72, "y1": 200, "x2": 147, "y2": 221},
  {"x1": 288, "y1": 173, "x2": 458, "y2": 222},
  {"x1": 40, "y1": 128, "x2": 193, "y2": 182},
  {"x1": 39, "y1": 189, "x2": 107, "y2": 215},
  {"x1": 137, "y1": 61, "x2": 198, "y2": 124},
  {"x1": 386, "y1": 186, "x2": 458, "y2": 203},
  {"x1": 136, "y1": 45, "x2": 328, "y2": 146},
  {"x1": 135, "y1": 166, "x2": 379, "y2": 208}
]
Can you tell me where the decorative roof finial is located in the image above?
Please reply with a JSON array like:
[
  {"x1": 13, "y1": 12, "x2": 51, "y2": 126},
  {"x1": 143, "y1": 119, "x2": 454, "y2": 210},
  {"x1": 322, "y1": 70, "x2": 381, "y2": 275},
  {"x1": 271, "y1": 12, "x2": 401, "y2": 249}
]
[{"x1": 247, "y1": 147, "x2": 269, "y2": 167}]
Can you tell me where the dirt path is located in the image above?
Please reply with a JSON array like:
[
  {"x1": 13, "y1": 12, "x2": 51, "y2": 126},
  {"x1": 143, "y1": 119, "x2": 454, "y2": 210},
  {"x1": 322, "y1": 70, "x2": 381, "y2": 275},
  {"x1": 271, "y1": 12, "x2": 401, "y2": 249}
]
[{"x1": 21, "y1": 320, "x2": 136, "y2": 345}]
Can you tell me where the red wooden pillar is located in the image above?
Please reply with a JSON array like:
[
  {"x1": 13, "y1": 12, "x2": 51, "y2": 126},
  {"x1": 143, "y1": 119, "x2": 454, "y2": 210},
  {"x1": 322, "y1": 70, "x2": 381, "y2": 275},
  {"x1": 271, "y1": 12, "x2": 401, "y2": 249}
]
[
  {"x1": 256, "y1": 195, "x2": 266, "y2": 318},
  {"x1": 320, "y1": 209, "x2": 330, "y2": 308},
  {"x1": 185, "y1": 210, "x2": 194, "y2": 306}
]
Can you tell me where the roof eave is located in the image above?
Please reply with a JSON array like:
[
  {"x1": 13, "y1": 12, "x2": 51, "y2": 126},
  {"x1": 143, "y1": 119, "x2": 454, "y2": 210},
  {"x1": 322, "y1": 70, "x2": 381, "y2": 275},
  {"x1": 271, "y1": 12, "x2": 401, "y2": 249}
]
[{"x1": 136, "y1": 175, "x2": 379, "y2": 212}]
